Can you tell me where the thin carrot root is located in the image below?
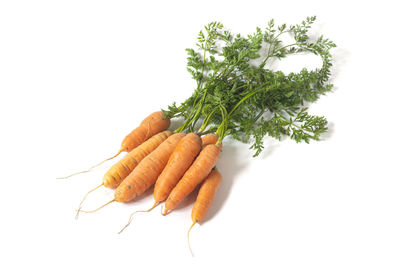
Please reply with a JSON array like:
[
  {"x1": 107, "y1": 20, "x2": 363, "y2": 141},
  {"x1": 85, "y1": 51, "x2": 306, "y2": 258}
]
[
  {"x1": 56, "y1": 149, "x2": 123, "y2": 179},
  {"x1": 75, "y1": 183, "x2": 104, "y2": 219},
  {"x1": 187, "y1": 221, "x2": 197, "y2": 257},
  {"x1": 78, "y1": 199, "x2": 115, "y2": 214},
  {"x1": 118, "y1": 202, "x2": 159, "y2": 234}
]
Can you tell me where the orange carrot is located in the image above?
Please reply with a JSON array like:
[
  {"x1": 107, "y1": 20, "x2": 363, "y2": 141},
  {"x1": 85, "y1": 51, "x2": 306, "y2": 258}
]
[
  {"x1": 104, "y1": 130, "x2": 172, "y2": 189},
  {"x1": 191, "y1": 169, "x2": 222, "y2": 223},
  {"x1": 57, "y1": 111, "x2": 170, "y2": 179},
  {"x1": 163, "y1": 144, "x2": 221, "y2": 214},
  {"x1": 75, "y1": 131, "x2": 172, "y2": 218},
  {"x1": 115, "y1": 133, "x2": 185, "y2": 203},
  {"x1": 201, "y1": 134, "x2": 222, "y2": 149},
  {"x1": 118, "y1": 133, "x2": 202, "y2": 233},
  {"x1": 79, "y1": 133, "x2": 186, "y2": 216},
  {"x1": 187, "y1": 169, "x2": 222, "y2": 255},
  {"x1": 120, "y1": 111, "x2": 170, "y2": 153},
  {"x1": 154, "y1": 133, "x2": 202, "y2": 203}
]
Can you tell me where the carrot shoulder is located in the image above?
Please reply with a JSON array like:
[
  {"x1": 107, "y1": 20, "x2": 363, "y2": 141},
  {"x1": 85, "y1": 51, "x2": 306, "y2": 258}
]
[
  {"x1": 154, "y1": 133, "x2": 202, "y2": 203},
  {"x1": 115, "y1": 133, "x2": 185, "y2": 202},
  {"x1": 164, "y1": 144, "x2": 221, "y2": 214},
  {"x1": 120, "y1": 111, "x2": 170, "y2": 153},
  {"x1": 201, "y1": 134, "x2": 222, "y2": 149}
]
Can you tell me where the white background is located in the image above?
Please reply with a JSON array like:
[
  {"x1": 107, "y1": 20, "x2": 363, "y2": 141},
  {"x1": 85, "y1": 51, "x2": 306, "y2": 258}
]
[{"x1": 0, "y1": 0, "x2": 399, "y2": 266}]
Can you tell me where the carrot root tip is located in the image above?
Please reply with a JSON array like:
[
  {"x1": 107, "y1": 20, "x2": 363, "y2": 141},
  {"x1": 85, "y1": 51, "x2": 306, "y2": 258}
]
[
  {"x1": 79, "y1": 199, "x2": 115, "y2": 214},
  {"x1": 187, "y1": 221, "x2": 197, "y2": 257},
  {"x1": 74, "y1": 183, "x2": 104, "y2": 219},
  {"x1": 118, "y1": 202, "x2": 159, "y2": 234},
  {"x1": 75, "y1": 209, "x2": 81, "y2": 220},
  {"x1": 56, "y1": 150, "x2": 123, "y2": 180}
]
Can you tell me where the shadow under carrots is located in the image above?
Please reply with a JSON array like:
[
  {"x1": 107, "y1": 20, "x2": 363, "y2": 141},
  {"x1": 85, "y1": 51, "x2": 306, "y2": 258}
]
[
  {"x1": 172, "y1": 186, "x2": 200, "y2": 212},
  {"x1": 322, "y1": 122, "x2": 335, "y2": 141},
  {"x1": 201, "y1": 137, "x2": 283, "y2": 223},
  {"x1": 200, "y1": 141, "x2": 246, "y2": 224},
  {"x1": 122, "y1": 137, "x2": 283, "y2": 221}
]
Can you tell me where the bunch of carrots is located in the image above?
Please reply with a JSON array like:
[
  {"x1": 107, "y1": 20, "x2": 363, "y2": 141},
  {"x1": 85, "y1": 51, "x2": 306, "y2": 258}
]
[
  {"x1": 60, "y1": 111, "x2": 223, "y2": 254},
  {"x1": 59, "y1": 17, "x2": 336, "y2": 255}
]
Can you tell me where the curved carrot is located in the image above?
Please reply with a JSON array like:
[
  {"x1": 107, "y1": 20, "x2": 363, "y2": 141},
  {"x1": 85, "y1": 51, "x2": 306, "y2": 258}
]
[
  {"x1": 57, "y1": 111, "x2": 170, "y2": 179},
  {"x1": 75, "y1": 130, "x2": 172, "y2": 218},
  {"x1": 118, "y1": 133, "x2": 202, "y2": 233},
  {"x1": 115, "y1": 133, "x2": 186, "y2": 203},
  {"x1": 163, "y1": 144, "x2": 221, "y2": 214},
  {"x1": 103, "y1": 130, "x2": 172, "y2": 189},
  {"x1": 188, "y1": 169, "x2": 222, "y2": 255},
  {"x1": 154, "y1": 133, "x2": 202, "y2": 203},
  {"x1": 201, "y1": 134, "x2": 222, "y2": 149},
  {"x1": 79, "y1": 133, "x2": 185, "y2": 215}
]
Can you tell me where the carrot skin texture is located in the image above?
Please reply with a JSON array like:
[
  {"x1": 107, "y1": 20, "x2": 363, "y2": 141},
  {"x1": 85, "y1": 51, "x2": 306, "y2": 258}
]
[
  {"x1": 164, "y1": 144, "x2": 221, "y2": 212},
  {"x1": 192, "y1": 169, "x2": 222, "y2": 223},
  {"x1": 120, "y1": 111, "x2": 170, "y2": 152},
  {"x1": 103, "y1": 131, "x2": 172, "y2": 188},
  {"x1": 115, "y1": 133, "x2": 186, "y2": 202},
  {"x1": 154, "y1": 133, "x2": 202, "y2": 202},
  {"x1": 201, "y1": 134, "x2": 222, "y2": 149}
]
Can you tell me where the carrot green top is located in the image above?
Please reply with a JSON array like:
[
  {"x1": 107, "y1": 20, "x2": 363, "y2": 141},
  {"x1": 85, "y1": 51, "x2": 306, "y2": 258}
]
[{"x1": 163, "y1": 16, "x2": 336, "y2": 156}]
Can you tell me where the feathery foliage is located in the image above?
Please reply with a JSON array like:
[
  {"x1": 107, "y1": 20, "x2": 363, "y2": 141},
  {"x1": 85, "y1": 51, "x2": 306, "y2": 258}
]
[{"x1": 163, "y1": 17, "x2": 336, "y2": 156}]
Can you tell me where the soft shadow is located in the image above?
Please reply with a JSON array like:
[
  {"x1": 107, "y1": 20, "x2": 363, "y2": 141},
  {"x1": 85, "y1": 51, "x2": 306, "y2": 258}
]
[
  {"x1": 173, "y1": 186, "x2": 200, "y2": 211},
  {"x1": 200, "y1": 141, "x2": 247, "y2": 223},
  {"x1": 321, "y1": 121, "x2": 335, "y2": 141},
  {"x1": 169, "y1": 118, "x2": 185, "y2": 132},
  {"x1": 330, "y1": 47, "x2": 349, "y2": 83},
  {"x1": 260, "y1": 138, "x2": 281, "y2": 160}
]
